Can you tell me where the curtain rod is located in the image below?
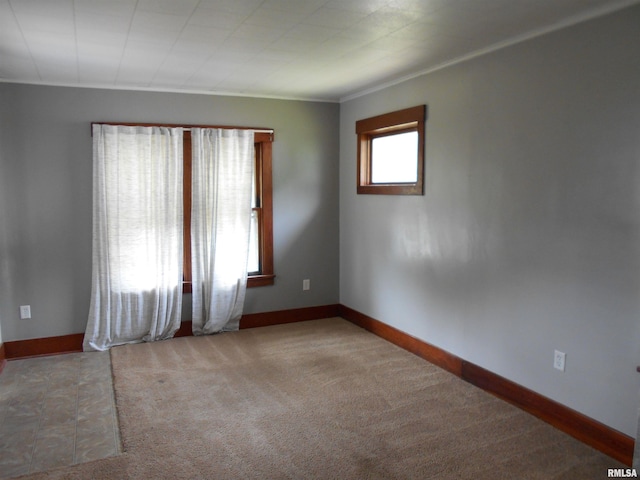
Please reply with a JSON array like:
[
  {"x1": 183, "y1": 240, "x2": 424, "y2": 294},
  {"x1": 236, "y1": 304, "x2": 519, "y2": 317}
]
[{"x1": 91, "y1": 122, "x2": 274, "y2": 135}]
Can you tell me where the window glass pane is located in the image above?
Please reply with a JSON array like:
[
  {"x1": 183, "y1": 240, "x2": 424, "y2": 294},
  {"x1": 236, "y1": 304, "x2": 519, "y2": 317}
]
[
  {"x1": 251, "y1": 149, "x2": 258, "y2": 208},
  {"x1": 251, "y1": 177, "x2": 257, "y2": 208},
  {"x1": 248, "y1": 210, "x2": 260, "y2": 274},
  {"x1": 371, "y1": 131, "x2": 418, "y2": 184}
]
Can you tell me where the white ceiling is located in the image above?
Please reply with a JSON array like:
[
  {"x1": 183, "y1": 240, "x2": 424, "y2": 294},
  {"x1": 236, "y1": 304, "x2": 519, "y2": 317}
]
[{"x1": 0, "y1": 0, "x2": 638, "y2": 102}]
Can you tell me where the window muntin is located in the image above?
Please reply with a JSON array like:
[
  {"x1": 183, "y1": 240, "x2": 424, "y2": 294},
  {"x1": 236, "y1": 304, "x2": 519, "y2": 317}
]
[{"x1": 356, "y1": 105, "x2": 426, "y2": 195}]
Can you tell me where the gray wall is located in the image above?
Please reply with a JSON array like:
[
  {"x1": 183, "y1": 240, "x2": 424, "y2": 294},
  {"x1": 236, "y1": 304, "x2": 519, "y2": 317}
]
[
  {"x1": 0, "y1": 87, "x2": 10, "y2": 346},
  {"x1": 339, "y1": 6, "x2": 640, "y2": 436},
  {"x1": 0, "y1": 85, "x2": 340, "y2": 341}
]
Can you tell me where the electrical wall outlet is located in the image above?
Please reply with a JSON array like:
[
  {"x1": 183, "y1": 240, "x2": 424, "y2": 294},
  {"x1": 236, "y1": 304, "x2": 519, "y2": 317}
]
[
  {"x1": 302, "y1": 279, "x2": 310, "y2": 291},
  {"x1": 20, "y1": 305, "x2": 31, "y2": 319},
  {"x1": 554, "y1": 350, "x2": 566, "y2": 371}
]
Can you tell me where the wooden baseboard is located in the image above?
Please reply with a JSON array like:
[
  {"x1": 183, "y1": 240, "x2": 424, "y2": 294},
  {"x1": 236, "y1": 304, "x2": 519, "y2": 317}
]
[
  {"x1": 338, "y1": 304, "x2": 634, "y2": 466},
  {"x1": 0, "y1": 343, "x2": 6, "y2": 374},
  {"x1": 240, "y1": 304, "x2": 340, "y2": 329},
  {"x1": 461, "y1": 361, "x2": 634, "y2": 466},
  {"x1": 4, "y1": 333, "x2": 84, "y2": 359},
  {"x1": 177, "y1": 304, "x2": 341, "y2": 335},
  {"x1": 338, "y1": 304, "x2": 464, "y2": 376},
  {"x1": 3, "y1": 304, "x2": 342, "y2": 358}
]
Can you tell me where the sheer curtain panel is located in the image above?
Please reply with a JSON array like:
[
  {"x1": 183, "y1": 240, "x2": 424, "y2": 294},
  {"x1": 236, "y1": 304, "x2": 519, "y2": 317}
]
[
  {"x1": 84, "y1": 125, "x2": 184, "y2": 352},
  {"x1": 191, "y1": 128, "x2": 254, "y2": 335}
]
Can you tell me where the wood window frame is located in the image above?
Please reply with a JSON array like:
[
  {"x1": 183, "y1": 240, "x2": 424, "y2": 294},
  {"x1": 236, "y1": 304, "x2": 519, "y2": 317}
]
[
  {"x1": 91, "y1": 122, "x2": 275, "y2": 292},
  {"x1": 356, "y1": 105, "x2": 427, "y2": 195},
  {"x1": 245, "y1": 132, "x2": 275, "y2": 287}
]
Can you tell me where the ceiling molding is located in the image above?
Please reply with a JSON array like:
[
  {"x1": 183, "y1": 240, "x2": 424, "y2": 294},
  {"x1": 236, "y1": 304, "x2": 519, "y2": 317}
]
[
  {"x1": 0, "y1": 78, "x2": 340, "y2": 104},
  {"x1": 340, "y1": 0, "x2": 640, "y2": 103}
]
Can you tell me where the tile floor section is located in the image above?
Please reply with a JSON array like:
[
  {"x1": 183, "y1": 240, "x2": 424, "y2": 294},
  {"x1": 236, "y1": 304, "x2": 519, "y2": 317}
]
[{"x1": 0, "y1": 351, "x2": 121, "y2": 478}]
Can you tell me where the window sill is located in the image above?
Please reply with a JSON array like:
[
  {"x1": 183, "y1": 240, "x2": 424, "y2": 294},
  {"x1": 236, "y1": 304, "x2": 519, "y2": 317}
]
[
  {"x1": 183, "y1": 274, "x2": 275, "y2": 293},
  {"x1": 357, "y1": 183, "x2": 423, "y2": 195},
  {"x1": 247, "y1": 275, "x2": 275, "y2": 287}
]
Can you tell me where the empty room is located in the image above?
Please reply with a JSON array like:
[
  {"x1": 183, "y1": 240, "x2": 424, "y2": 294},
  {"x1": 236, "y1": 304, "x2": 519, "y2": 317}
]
[{"x1": 1, "y1": 0, "x2": 639, "y2": 478}]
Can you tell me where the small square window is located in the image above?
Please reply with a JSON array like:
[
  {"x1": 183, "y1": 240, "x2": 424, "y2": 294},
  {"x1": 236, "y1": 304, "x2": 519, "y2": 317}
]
[{"x1": 356, "y1": 105, "x2": 426, "y2": 195}]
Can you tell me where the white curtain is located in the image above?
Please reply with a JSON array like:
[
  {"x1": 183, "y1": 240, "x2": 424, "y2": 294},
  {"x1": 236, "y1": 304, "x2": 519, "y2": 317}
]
[
  {"x1": 191, "y1": 128, "x2": 254, "y2": 335},
  {"x1": 84, "y1": 125, "x2": 183, "y2": 352}
]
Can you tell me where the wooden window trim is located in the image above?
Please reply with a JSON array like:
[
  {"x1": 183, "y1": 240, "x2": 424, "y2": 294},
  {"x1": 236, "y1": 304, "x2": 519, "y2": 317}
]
[
  {"x1": 356, "y1": 105, "x2": 427, "y2": 195},
  {"x1": 247, "y1": 132, "x2": 275, "y2": 288},
  {"x1": 91, "y1": 122, "x2": 274, "y2": 291}
]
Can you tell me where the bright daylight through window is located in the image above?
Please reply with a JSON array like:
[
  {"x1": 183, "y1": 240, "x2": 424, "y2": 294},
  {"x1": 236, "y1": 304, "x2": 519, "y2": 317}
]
[{"x1": 371, "y1": 131, "x2": 419, "y2": 183}]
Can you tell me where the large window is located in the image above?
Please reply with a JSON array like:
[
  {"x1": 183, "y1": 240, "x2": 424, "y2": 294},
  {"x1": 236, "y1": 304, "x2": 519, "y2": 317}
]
[
  {"x1": 93, "y1": 122, "x2": 274, "y2": 293},
  {"x1": 183, "y1": 129, "x2": 274, "y2": 291},
  {"x1": 356, "y1": 105, "x2": 426, "y2": 195}
]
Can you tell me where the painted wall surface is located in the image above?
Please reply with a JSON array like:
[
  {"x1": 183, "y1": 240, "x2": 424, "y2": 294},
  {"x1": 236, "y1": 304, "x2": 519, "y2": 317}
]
[
  {"x1": 340, "y1": 6, "x2": 640, "y2": 436},
  {"x1": 0, "y1": 85, "x2": 340, "y2": 341},
  {"x1": 0, "y1": 88, "x2": 10, "y2": 347}
]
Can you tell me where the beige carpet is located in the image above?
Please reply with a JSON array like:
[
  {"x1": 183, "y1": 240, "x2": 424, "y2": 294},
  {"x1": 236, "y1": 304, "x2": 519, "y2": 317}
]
[{"x1": 20, "y1": 318, "x2": 622, "y2": 479}]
